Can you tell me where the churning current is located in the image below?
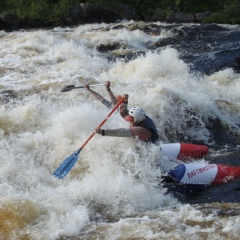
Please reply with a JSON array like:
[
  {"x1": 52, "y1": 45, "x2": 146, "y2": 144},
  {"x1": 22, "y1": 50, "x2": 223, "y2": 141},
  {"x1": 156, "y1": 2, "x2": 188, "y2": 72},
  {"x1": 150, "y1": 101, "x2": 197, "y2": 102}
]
[{"x1": 0, "y1": 21, "x2": 240, "y2": 239}]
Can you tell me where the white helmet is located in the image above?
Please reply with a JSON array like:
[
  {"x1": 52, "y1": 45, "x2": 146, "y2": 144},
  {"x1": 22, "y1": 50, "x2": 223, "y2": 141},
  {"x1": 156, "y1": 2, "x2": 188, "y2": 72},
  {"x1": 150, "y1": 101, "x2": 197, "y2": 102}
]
[{"x1": 129, "y1": 106, "x2": 146, "y2": 123}]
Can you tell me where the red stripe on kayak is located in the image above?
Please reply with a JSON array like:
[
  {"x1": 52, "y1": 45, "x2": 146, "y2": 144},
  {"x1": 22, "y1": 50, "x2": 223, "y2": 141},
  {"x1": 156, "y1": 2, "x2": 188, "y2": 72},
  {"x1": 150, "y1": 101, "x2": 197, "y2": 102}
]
[
  {"x1": 211, "y1": 164, "x2": 240, "y2": 185},
  {"x1": 177, "y1": 143, "x2": 209, "y2": 160}
]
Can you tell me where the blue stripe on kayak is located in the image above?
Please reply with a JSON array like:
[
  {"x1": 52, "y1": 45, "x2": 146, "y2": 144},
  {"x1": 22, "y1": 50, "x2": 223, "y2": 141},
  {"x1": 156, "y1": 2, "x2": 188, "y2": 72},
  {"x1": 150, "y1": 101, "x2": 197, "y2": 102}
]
[{"x1": 169, "y1": 164, "x2": 186, "y2": 181}]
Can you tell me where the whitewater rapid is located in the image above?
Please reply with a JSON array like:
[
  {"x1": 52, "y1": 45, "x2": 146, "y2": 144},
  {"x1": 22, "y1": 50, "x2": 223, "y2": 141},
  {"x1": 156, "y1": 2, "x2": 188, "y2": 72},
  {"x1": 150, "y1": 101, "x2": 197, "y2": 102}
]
[{"x1": 0, "y1": 21, "x2": 240, "y2": 239}]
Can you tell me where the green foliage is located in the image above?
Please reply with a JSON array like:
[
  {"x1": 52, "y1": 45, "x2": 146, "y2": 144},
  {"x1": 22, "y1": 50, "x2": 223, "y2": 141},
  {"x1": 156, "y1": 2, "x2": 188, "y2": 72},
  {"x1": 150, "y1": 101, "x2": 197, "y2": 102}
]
[
  {"x1": 4, "y1": 0, "x2": 50, "y2": 18},
  {"x1": 178, "y1": 0, "x2": 224, "y2": 13},
  {"x1": 222, "y1": 0, "x2": 240, "y2": 23},
  {"x1": 0, "y1": 0, "x2": 7, "y2": 12},
  {"x1": 52, "y1": 0, "x2": 72, "y2": 20},
  {"x1": 203, "y1": 12, "x2": 225, "y2": 24},
  {"x1": 203, "y1": 0, "x2": 240, "y2": 24},
  {"x1": 0, "y1": 0, "x2": 240, "y2": 24},
  {"x1": 3, "y1": 0, "x2": 81, "y2": 20},
  {"x1": 28, "y1": 1, "x2": 50, "y2": 18}
]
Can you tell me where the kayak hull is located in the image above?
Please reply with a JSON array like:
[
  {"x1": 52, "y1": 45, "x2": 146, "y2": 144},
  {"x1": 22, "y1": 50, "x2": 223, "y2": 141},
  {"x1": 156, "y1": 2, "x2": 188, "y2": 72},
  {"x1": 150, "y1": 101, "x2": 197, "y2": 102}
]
[
  {"x1": 163, "y1": 163, "x2": 240, "y2": 195},
  {"x1": 160, "y1": 143, "x2": 209, "y2": 161}
]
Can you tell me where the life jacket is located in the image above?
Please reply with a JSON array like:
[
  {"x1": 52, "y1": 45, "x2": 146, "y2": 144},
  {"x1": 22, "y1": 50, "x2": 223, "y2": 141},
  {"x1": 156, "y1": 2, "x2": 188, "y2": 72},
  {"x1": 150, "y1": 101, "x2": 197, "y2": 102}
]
[{"x1": 137, "y1": 116, "x2": 159, "y2": 143}]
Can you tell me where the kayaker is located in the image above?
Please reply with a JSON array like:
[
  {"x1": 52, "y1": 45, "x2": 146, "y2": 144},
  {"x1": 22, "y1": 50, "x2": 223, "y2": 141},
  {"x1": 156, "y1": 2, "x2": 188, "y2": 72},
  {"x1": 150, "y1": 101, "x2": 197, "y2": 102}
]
[
  {"x1": 85, "y1": 81, "x2": 158, "y2": 143},
  {"x1": 95, "y1": 102, "x2": 159, "y2": 144}
]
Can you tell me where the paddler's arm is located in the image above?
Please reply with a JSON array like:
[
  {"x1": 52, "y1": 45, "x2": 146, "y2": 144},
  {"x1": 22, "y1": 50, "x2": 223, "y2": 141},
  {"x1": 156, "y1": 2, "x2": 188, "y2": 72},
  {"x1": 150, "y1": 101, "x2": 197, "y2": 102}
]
[
  {"x1": 84, "y1": 84, "x2": 112, "y2": 109},
  {"x1": 95, "y1": 128, "x2": 132, "y2": 137},
  {"x1": 95, "y1": 126, "x2": 151, "y2": 141},
  {"x1": 120, "y1": 93, "x2": 129, "y2": 118},
  {"x1": 105, "y1": 81, "x2": 118, "y2": 107}
]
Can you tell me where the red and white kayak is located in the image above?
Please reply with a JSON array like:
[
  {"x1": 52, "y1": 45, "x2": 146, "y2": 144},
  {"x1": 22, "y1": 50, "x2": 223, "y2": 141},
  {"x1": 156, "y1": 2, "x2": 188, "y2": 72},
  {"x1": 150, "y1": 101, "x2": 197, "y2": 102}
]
[
  {"x1": 168, "y1": 163, "x2": 240, "y2": 186},
  {"x1": 160, "y1": 143, "x2": 209, "y2": 161}
]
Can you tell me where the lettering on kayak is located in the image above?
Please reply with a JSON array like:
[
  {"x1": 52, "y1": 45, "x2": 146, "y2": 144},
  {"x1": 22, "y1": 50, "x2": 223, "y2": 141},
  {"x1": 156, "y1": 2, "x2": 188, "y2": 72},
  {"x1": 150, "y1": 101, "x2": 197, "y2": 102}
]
[{"x1": 187, "y1": 164, "x2": 217, "y2": 178}]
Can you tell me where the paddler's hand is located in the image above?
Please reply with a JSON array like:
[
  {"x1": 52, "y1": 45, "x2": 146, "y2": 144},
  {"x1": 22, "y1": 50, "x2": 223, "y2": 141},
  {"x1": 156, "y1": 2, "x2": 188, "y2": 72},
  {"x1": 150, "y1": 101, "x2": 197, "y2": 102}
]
[
  {"x1": 84, "y1": 84, "x2": 90, "y2": 91},
  {"x1": 123, "y1": 93, "x2": 128, "y2": 104},
  {"x1": 95, "y1": 127, "x2": 105, "y2": 136},
  {"x1": 106, "y1": 81, "x2": 111, "y2": 91}
]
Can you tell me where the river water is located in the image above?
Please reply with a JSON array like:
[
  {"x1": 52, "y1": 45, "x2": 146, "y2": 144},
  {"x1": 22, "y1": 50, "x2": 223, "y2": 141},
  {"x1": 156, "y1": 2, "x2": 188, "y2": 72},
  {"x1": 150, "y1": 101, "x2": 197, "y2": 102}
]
[{"x1": 0, "y1": 21, "x2": 240, "y2": 239}]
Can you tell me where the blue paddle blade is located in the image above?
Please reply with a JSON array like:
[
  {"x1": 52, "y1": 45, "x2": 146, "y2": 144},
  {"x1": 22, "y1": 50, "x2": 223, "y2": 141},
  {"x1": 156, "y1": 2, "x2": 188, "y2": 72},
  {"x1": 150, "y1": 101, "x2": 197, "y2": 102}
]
[{"x1": 53, "y1": 149, "x2": 82, "y2": 179}]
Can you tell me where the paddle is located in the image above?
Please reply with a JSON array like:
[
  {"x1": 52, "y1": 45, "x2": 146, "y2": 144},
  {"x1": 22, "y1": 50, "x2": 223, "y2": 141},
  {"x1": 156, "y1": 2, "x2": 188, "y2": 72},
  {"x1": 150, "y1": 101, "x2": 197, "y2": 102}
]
[
  {"x1": 53, "y1": 96, "x2": 125, "y2": 179},
  {"x1": 61, "y1": 83, "x2": 105, "y2": 92}
]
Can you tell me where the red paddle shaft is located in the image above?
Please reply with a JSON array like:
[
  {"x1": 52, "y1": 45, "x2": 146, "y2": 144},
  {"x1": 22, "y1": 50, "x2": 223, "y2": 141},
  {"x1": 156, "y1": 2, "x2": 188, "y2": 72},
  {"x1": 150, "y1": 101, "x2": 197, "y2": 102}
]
[{"x1": 80, "y1": 97, "x2": 125, "y2": 149}]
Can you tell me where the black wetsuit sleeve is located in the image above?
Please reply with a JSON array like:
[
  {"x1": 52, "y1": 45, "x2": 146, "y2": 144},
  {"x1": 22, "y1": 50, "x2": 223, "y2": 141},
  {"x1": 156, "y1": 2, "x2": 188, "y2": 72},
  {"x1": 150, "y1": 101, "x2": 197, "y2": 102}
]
[{"x1": 101, "y1": 99, "x2": 112, "y2": 109}]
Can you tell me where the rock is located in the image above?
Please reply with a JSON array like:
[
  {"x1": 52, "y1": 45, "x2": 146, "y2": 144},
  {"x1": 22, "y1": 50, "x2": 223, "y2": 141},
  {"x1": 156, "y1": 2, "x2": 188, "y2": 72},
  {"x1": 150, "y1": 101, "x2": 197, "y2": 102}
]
[
  {"x1": 20, "y1": 17, "x2": 55, "y2": 29},
  {"x1": 68, "y1": 3, "x2": 123, "y2": 25},
  {"x1": 0, "y1": 19, "x2": 12, "y2": 31},
  {"x1": 0, "y1": 13, "x2": 20, "y2": 31},
  {"x1": 167, "y1": 12, "x2": 195, "y2": 23},
  {"x1": 103, "y1": 2, "x2": 141, "y2": 20},
  {"x1": 194, "y1": 11, "x2": 212, "y2": 22},
  {"x1": 0, "y1": 90, "x2": 17, "y2": 103},
  {"x1": 67, "y1": 4, "x2": 84, "y2": 25},
  {"x1": 97, "y1": 43, "x2": 122, "y2": 52},
  {"x1": 127, "y1": 21, "x2": 147, "y2": 31},
  {"x1": 152, "y1": 9, "x2": 166, "y2": 21}
]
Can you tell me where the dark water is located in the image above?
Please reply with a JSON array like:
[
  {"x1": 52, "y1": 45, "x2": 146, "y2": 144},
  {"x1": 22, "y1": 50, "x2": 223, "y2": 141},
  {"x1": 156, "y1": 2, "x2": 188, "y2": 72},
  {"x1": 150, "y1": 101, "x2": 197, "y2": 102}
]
[
  {"x1": 131, "y1": 23, "x2": 240, "y2": 203},
  {"x1": 107, "y1": 23, "x2": 240, "y2": 74},
  {"x1": 148, "y1": 23, "x2": 240, "y2": 74}
]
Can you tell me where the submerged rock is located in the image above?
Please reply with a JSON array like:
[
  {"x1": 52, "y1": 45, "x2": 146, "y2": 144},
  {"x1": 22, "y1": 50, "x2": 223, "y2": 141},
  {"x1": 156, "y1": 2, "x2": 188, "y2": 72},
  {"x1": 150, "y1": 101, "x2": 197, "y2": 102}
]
[{"x1": 0, "y1": 90, "x2": 17, "y2": 103}]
